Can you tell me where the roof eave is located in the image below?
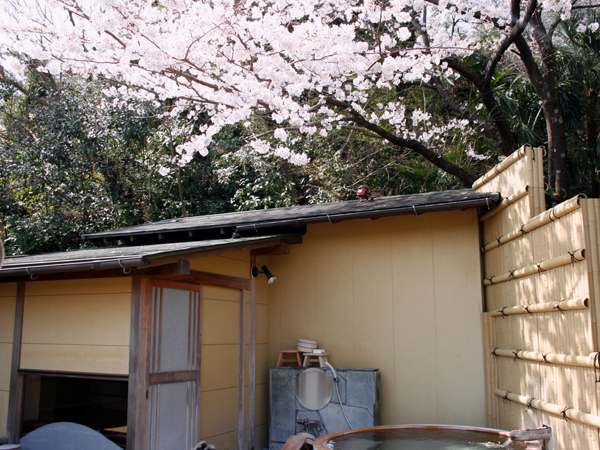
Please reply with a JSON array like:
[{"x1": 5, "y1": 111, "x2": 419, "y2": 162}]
[
  {"x1": 234, "y1": 196, "x2": 498, "y2": 233},
  {"x1": 84, "y1": 193, "x2": 499, "y2": 242},
  {"x1": 0, "y1": 234, "x2": 303, "y2": 279}
]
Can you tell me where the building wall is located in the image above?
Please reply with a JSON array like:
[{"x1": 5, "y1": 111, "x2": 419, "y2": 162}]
[
  {"x1": 267, "y1": 210, "x2": 486, "y2": 427},
  {"x1": 1, "y1": 252, "x2": 269, "y2": 449},
  {"x1": 20, "y1": 278, "x2": 132, "y2": 375},
  {"x1": 0, "y1": 282, "x2": 17, "y2": 438},
  {"x1": 191, "y1": 251, "x2": 271, "y2": 450}
]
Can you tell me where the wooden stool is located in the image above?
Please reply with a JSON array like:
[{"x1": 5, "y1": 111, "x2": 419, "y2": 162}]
[
  {"x1": 277, "y1": 350, "x2": 302, "y2": 367},
  {"x1": 302, "y1": 352, "x2": 329, "y2": 368}
]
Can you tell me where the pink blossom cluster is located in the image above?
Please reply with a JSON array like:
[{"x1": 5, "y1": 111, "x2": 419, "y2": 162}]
[{"x1": 0, "y1": 0, "x2": 574, "y2": 166}]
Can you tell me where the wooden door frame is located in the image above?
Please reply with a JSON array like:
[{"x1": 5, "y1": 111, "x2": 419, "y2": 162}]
[
  {"x1": 128, "y1": 272, "x2": 252, "y2": 450},
  {"x1": 6, "y1": 282, "x2": 25, "y2": 444}
]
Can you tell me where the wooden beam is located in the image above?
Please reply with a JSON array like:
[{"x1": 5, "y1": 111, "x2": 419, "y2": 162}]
[
  {"x1": 139, "y1": 259, "x2": 190, "y2": 276},
  {"x1": 153, "y1": 270, "x2": 250, "y2": 290},
  {"x1": 251, "y1": 243, "x2": 290, "y2": 256},
  {"x1": 7, "y1": 282, "x2": 25, "y2": 444},
  {"x1": 249, "y1": 256, "x2": 257, "y2": 450},
  {"x1": 196, "y1": 288, "x2": 203, "y2": 445},
  {"x1": 238, "y1": 289, "x2": 246, "y2": 450},
  {"x1": 149, "y1": 370, "x2": 197, "y2": 384},
  {"x1": 0, "y1": 236, "x2": 303, "y2": 283},
  {"x1": 127, "y1": 277, "x2": 152, "y2": 450},
  {"x1": 143, "y1": 236, "x2": 303, "y2": 267},
  {"x1": 17, "y1": 369, "x2": 127, "y2": 381},
  {"x1": 3, "y1": 268, "x2": 132, "y2": 283}
]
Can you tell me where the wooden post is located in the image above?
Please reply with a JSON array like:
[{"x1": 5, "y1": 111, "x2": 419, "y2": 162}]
[
  {"x1": 7, "y1": 281, "x2": 25, "y2": 444},
  {"x1": 249, "y1": 256, "x2": 257, "y2": 450},
  {"x1": 238, "y1": 289, "x2": 246, "y2": 450},
  {"x1": 127, "y1": 277, "x2": 152, "y2": 450}
]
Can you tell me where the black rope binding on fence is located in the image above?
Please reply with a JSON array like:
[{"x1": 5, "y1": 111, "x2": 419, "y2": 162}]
[
  {"x1": 553, "y1": 301, "x2": 565, "y2": 315},
  {"x1": 520, "y1": 224, "x2": 528, "y2": 235},
  {"x1": 568, "y1": 251, "x2": 577, "y2": 266},
  {"x1": 542, "y1": 352, "x2": 551, "y2": 364},
  {"x1": 526, "y1": 398, "x2": 537, "y2": 413},
  {"x1": 502, "y1": 391, "x2": 511, "y2": 404},
  {"x1": 508, "y1": 270, "x2": 516, "y2": 281},
  {"x1": 513, "y1": 349, "x2": 521, "y2": 362},
  {"x1": 561, "y1": 406, "x2": 572, "y2": 421},
  {"x1": 594, "y1": 352, "x2": 600, "y2": 383},
  {"x1": 537, "y1": 264, "x2": 545, "y2": 274},
  {"x1": 492, "y1": 348, "x2": 499, "y2": 357},
  {"x1": 499, "y1": 307, "x2": 509, "y2": 318},
  {"x1": 524, "y1": 305, "x2": 534, "y2": 315}
]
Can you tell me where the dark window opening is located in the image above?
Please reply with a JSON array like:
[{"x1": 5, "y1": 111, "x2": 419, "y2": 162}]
[{"x1": 22, "y1": 373, "x2": 128, "y2": 448}]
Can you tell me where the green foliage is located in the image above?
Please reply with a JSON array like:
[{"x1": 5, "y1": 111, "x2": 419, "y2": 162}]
[
  {"x1": 0, "y1": 68, "x2": 234, "y2": 255},
  {"x1": 555, "y1": 14, "x2": 600, "y2": 197}
]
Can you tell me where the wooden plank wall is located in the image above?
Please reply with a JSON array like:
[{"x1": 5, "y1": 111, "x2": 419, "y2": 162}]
[{"x1": 476, "y1": 146, "x2": 600, "y2": 449}]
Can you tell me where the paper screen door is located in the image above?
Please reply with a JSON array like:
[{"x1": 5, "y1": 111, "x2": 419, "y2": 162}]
[{"x1": 147, "y1": 284, "x2": 202, "y2": 450}]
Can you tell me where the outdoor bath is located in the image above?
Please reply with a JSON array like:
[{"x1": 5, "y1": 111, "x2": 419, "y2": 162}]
[{"x1": 313, "y1": 425, "x2": 531, "y2": 450}]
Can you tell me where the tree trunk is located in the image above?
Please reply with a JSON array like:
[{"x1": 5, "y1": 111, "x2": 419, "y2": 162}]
[
  {"x1": 515, "y1": 18, "x2": 569, "y2": 204},
  {"x1": 586, "y1": 90, "x2": 600, "y2": 197}
]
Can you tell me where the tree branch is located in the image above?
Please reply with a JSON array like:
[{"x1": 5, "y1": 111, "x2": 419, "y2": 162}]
[
  {"x1": 0, "y1": 66, "x2": 48, "y2": 106},
  {"x1": 484, "y1": 0, "x2": 537, "y2": 85},
  {"x1": 444, "y1": 58, "x2": 518, "y2": 155},
  {"x1": 423, "y1": 79, "x2": 499, "y2": 140},
  {"x1": 324, "y1": 97, "x2": 477, "y2": 186}
]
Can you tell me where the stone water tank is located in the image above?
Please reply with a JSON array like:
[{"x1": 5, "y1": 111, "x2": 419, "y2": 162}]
[{"x1": 269, "y1": 367, "x2": 380, "y2": 450}]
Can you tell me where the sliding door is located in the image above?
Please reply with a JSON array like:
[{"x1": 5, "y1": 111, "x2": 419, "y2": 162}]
[{"x1": 147, "y1": 283, "x2": 202, "y2": 450}]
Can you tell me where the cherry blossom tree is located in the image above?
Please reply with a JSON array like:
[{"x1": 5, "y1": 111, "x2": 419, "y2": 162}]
[{"x1": 1, "y1": 0, "x2": 596, "y2": 198}]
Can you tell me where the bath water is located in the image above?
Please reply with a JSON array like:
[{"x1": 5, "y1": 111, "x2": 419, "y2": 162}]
[{"x1": 329, "y1": 429, "x2": 527, "y2": 450}]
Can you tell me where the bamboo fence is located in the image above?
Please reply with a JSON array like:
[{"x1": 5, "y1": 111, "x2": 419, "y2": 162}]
[{"x1": 474, "y1": 147, "x2": 600, "y2": 450}]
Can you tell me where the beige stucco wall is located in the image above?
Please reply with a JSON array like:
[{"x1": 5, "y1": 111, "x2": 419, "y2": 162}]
[
  {"x1": 192, "y1": 251, "x2": 270, "y2": 450},
  {"x1": 0, "y1": 282, "x2": 17, "y2": 438},
  {"x1": 20, "y1": 278, "x2": 132, "y2": 374},
  {"x1": 267, "y1": 210, "x2": 486, "y2": 426}
]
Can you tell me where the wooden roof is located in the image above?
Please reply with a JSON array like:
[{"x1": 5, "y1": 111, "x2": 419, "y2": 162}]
[
  {"x1": 0, "y1": 234, "x2": 301, "y2": 278},
  {"x1": 84, "y1": 189, "x2": 499, "y2": 245}
]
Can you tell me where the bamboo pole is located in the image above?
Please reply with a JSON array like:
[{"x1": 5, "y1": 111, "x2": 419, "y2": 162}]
[
  {"x1": 480, "y1": 186, "x2": 530, "y2": 222},
  {"x1": 493, "y1": 389, "x2": 600, "y2": 429},
  {"x1": 482, "y1": 313, "x2": 494, "y2": 428},
  {"x1": 530, "y1": 146, "x2": 545, "y2": 217},
  {"x1": 484, "y1": 249, "x2": 586, "y2": 286},
  {"x1": 526, "y1": 146, "x2": 537, "y2": 219},
  {"x1": 522, "y1": 195, "x2": 585, "y2": 234},
  {"x1": 473, "y1": 146, "x2": 529, "y2": 190},
  {"x1": 535, "y1": 146, "x2": 546, "y2": 213},
  {"x1": 492, "y1": 348, "x2": 600, "y2": 369},
  {"x1": 490, "y1": 298, "x2": 589, "y2": 317},
  {"x1": 590, "y1": 200, "x2": 600, "y2": 351},
  {"x1": 490, "y1": 315, "x2": 500, "y2": 429},
  {"x1": 482, "y1": 195, "x2": 584, "y2": 253},
  {"x1": 582, "y1": 200, "x2": 600, "y2": 352}
]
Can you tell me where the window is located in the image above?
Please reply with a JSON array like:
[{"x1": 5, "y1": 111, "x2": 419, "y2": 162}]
[{"x1": 21, "y1": 372, "x2": 128, "y2": 448}]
